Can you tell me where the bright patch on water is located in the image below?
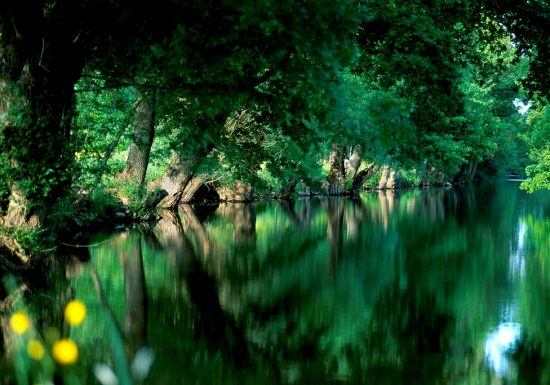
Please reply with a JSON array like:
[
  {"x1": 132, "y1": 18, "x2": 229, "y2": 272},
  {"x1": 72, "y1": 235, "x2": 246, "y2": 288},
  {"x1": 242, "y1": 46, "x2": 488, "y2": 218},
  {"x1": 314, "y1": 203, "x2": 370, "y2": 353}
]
[
  {"x1": 484, "y1": 322, "x2": 521, "y2": 377},
  {"x1": 509, "y1": 220, "x2": 526, "y2": 279}
]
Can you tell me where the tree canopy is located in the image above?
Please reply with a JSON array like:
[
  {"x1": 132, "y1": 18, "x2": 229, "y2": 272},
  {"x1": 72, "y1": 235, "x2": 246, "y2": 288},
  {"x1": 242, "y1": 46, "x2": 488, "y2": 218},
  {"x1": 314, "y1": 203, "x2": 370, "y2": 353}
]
[{"x1": 0, "y1": 0, "x2": 549, "y2": 235}]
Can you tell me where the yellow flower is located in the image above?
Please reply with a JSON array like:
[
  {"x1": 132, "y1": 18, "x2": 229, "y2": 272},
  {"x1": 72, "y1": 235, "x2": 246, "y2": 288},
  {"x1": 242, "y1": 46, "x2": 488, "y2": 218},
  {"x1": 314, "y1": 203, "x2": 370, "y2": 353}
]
[
  {"x1": 64, "y1": 300, "x2": 86, "y2": 326},
  {"x1": 9, "y1": 312, "x2": 30, "y2": 334},
  {"x1": 27, "y1": 339, "x2": 45, "y2": 360},
  {"x1": 52, "y1": 339, "x2": 79, "y2": 365}
]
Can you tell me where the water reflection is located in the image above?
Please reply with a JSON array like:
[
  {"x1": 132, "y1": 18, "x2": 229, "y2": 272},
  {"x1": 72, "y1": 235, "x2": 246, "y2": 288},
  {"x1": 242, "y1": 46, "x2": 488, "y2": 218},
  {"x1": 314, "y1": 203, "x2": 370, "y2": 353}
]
[
  {"x1": 90, "y1": 184, "x2": 549, "y2": 384},
  {"x1": 119, "y1": 232, "x2": 148, "y2": 354},
  {"x1": 509, "y1": 220, "x2": 526, "y2": 279},
  {"x1": 482, "y1": 213, "x2": 531, "y2": 381},
  {"x1": 5, "y1": 182, "x2": 550, "y2": 384},
  {"x1": 484, "y1": 322, "x2": 521, "y2": 378}
]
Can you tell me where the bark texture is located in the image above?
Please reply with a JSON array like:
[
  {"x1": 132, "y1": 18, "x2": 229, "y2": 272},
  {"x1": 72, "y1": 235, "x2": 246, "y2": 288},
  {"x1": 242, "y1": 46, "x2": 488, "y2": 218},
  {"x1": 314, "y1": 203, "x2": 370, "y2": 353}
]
[
  {"x1": 149, "y1": 152, "x2": 204, "y2": 209},
  {"x1": 147, "y1": 113, "x2": 226, "y2": 209},
  {"x1": 0, "y1": 10, "x2": 84, "y2": 229},
  {"x1": 377, "y1": 166, "x2": 391, "y2": 189},
  {"x1": 345, "y1": 145, "x2": 362, "y2": 180},
  {"x1": 348, "y1": 164, "x2": 380, "y2": 195},
  {"x1": 120, "y1": 90, "x2": 156, "y2": 186},
  {"x1": 327, "y1": 145, "x2": 346, "y2": 195},
  {"x1": 180, "y1": 176, "x2": 206, "y2": 203}
]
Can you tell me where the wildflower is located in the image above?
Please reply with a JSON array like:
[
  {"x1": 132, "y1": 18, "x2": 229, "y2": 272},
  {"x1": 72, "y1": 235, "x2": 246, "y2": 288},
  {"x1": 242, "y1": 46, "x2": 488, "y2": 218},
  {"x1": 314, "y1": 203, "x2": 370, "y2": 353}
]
[
  {"x1": 27, "y1": 339, "x2": 45, "y2": 360},
  {"x1": 52, "y1": 339, "x2": 79, "y2": 365},
  {"x1": 64, "y1": 300, "x2": 86, "y2": 326},
  {"x1": 9, "y1": 312, "x2": 30, "y2": 334}
]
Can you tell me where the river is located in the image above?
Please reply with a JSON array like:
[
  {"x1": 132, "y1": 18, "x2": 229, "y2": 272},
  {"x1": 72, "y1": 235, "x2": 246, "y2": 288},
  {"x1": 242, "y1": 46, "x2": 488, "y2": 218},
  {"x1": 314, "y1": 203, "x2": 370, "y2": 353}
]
[{"x1": 4, "y1": 181, "x2": 550, "y2": 384}]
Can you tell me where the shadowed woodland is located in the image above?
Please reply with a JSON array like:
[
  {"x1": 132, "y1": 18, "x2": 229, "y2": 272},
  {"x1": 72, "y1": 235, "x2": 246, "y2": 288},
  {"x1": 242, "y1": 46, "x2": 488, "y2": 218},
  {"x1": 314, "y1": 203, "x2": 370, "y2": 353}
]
[{"x1": 2, "y1": 1, "x2": 550, "y2": 384}]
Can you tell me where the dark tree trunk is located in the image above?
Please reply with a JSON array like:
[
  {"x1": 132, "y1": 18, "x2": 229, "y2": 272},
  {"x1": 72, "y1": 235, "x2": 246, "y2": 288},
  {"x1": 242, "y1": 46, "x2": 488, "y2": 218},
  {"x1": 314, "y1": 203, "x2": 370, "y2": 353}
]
[
  {"x1": 0, "y1": 12, "x2": 84, "y2": 229},
  {"x1": 348, "y1": 164, "x2": 380, "y2": 195},
  {"x1": 120, "y1": 90, "x2": 156, "y2": 186},
  {"x1": 278, "y1": 179, "x2": 299, "y2": 200},
  {"x1": 327, "y1": 144, "x2": 346, "y2": 195},
  {"x1": 326, "y1": 198, "x2": 344, "y2": 267},
  {"x1": 467, "y1": 163, "x2": 478, "y2": 182},
  {"x1": 453, "y1": 161, "x2": 477, "y2": 184},
  {"x1": 421, "y1": 165, "x2": 448, "y2": 186},
  {"x1": 119, "y1": 232, "x2": 148, "y2": 354}
]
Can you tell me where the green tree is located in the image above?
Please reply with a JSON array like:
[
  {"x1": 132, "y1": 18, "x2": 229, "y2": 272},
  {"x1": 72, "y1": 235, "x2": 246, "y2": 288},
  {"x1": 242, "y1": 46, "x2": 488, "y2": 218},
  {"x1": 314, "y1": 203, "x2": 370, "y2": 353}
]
[
  {"x1": 521, "y1": 102, "x2": 550, "y2": 192},
  {"x1": 0, "y1": 0, "x2": 360, "y2": 232}
]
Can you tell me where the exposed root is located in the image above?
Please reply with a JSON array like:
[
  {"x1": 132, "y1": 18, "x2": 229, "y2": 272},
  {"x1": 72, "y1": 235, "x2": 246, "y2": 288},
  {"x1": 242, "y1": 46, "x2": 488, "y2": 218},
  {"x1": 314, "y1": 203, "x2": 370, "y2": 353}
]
[{"x1": 0, "y1": 234, "x2": 29, "y2": 272}]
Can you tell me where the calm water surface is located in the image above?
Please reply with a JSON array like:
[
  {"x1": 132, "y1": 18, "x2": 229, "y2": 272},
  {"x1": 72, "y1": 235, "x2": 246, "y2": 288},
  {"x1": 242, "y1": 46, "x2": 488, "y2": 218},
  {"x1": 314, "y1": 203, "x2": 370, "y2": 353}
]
[{"x1": 19, "y1": 181, "x2": 550, "y2": 384}]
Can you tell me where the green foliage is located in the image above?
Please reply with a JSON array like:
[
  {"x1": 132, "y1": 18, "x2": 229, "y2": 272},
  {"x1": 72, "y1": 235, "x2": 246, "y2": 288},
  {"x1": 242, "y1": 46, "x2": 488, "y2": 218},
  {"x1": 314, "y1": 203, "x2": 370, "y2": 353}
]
[
  {"x1": 0, "y1": 226, "x2": 48, "y2": 255},
  {"x1": 88, "y1": 188, "x2": 120, "y2": 217},
  {"x1": 0, "y1": 0, "x2": 547, "y2": 233},
  {"x1": 104, "y1": 178, "x2": 154, "y2": 219},
  {"x1": 73, "y1": 77, "x2": 137, "y2": 189},
  {"x1": 458, "y1": 66, "x2": 499, "y2": 164},
  {"x1": 522, "y1": 146, "x2": 550, "y2": 192},
  {"x1": 2, "y1": 274, "x2": 147, "y2": 385},
  {"x1": 522, "y1": 102, "x2": 550, "y2": 192},
  {"x1": 521, "y1": 100, "x2": 550, "y2": 192},
  {"x1": 326, "y1": 73, "x2": 415, "y2": 166}
]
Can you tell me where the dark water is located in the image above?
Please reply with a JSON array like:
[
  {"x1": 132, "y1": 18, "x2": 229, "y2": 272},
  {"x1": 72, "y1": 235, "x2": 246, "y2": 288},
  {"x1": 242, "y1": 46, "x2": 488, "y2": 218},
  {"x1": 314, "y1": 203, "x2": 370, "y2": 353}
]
[{"x1": 7, "y1": 181, "x2": 550, "y2": 384}]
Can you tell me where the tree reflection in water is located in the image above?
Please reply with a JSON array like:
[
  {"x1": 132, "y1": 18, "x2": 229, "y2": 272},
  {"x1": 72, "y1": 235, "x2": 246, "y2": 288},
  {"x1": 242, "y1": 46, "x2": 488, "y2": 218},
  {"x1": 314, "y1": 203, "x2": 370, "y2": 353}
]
[{"x1": 5, "y1": 182, "x2": 550, "y2": 384}]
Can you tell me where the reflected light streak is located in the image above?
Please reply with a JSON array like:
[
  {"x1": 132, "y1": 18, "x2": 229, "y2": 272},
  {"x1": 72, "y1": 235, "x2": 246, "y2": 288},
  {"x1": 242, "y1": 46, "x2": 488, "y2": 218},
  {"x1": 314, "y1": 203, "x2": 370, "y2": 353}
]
[
  {"x1": 484, "y1": 322, "x2": 521, "y2": 377},
  {"x1": 509, "y1": 220, "x2": 526, "y2": 279}
]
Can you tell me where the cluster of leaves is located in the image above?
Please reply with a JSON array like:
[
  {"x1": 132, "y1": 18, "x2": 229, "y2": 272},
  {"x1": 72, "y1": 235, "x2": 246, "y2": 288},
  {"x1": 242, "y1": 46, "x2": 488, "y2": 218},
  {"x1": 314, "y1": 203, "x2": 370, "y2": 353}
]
[
  {"x1": 2, "y1": 0, "x2": 550, "y2": 233},
  {"x1": 73, "y1": 76, "x2": 138, "y2": 189},
  {"x1": 521, "y1": 103, "x2": 550, "y2": 192}
]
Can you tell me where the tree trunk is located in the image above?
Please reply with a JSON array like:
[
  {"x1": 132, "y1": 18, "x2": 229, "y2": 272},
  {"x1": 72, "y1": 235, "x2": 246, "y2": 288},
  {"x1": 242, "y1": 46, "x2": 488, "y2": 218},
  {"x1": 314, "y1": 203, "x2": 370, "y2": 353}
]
[
  {"x1": 277, "y1": 179, "x2": 299, "y2": 200},
  {"x1": 120, "y1": 90, "x2": 156, "y2": 187},
  {"x1": 149, "y1": 152, "x2": 204, "y2": 209},
  {"x1": 467, "y1": 162, "x2": 477, "y2": 182},
  {"x1": 327, "y1": 144, "x2": 346, "y2": 195},
  {"x1": 148, "y1": 113, "x2": 226, "y2": 209},
  {"x1": 378, "y1": 165, "x2": 391, "y2": 189},
  {"x1": 421, "y1": 165, "x2": 448, "y2": 186},
  {"x1": 345, "y1": 145, "x2": 362, "y2": 180},
  {"x1": 0, "y1": 18, "x2": 84, "y2": 229},
  {"x1": 386, "y1": 169, "x2": 398, "y2": 189},
  {"x1": 348, "y1": 164, "x2": 380, "y2": 195},
  {"x1": 95, "y1": 99, "x2": 142, "y2": 185},
  {"x1": 180, "y1": 176, "x2": 206, "y2": 203},
  {"x1": 453, "y1": 160, "x2": 477, "y2": 184}
]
